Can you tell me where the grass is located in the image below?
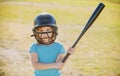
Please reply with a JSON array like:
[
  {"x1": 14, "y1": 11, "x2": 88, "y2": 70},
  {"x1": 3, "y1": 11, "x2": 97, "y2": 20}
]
[{"x1": 0, "y1": 0, "x2": 120, "y2": 76}]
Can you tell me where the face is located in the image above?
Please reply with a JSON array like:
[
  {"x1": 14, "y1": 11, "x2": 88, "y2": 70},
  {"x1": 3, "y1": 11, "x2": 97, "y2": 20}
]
[{"x1": 35, "y1": 26, "x2": 54, "y2": 43}]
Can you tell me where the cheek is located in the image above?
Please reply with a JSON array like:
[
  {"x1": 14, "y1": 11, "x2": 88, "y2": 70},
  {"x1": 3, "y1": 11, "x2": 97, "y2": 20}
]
[
  {"x1": 35, "y1": 34, "x2": 41, "y2": 39},
  {"x1": 38, "y1": 34, "x2": 42, "y2": 37},
  {"x1": 48, "y1": 33, "x2": 53, "y2": 37}
]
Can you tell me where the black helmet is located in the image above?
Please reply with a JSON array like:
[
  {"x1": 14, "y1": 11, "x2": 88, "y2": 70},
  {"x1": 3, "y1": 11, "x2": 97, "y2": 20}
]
[
  {"x1": 34, "y1": 13, "x2": 57, "y2": 28},
  {"x1": 31, "y1": 13, "x2": 58, "y2": 45}
]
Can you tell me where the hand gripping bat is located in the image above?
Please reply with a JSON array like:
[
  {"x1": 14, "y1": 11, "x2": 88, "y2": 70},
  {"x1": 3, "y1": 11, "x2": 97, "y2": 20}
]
[{"x1": 62, "y1": 3, "x2": 105, "y2": 63}]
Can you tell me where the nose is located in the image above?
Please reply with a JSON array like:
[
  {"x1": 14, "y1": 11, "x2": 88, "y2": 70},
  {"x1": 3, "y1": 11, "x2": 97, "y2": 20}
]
[{"x1": 41, "y1": 33, "x2": 48, "y2": 38}]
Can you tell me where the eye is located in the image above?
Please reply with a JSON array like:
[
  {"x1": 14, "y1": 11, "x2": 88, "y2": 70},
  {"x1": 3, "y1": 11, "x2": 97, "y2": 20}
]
[
  {"x1": 47, "y1": 29, "x2": 51, "y2": 32},
  {"x1": 40, "y1": 30, "x2": 43, "y2": 32},
  {"x1": 35, "y1": 28, "x2": 42, "y2": 32},
  {"x1": 47, "y1": 27, "x2": 53, "y2": 31}
]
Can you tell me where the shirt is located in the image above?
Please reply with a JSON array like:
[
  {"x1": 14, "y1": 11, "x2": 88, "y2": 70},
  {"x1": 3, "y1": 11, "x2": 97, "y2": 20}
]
[{"x1": 29, "y1": 42, "x2": 65, "y2": 76}]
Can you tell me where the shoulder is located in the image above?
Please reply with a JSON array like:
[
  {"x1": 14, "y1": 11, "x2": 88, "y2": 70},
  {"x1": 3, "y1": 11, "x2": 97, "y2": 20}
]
[
  {"x1": 29, "y1": 43, "x2": 38, "y2": 51},
  {"x1": 54, "y1": 42, "x2": 66, "y2": 54},
  {"x1": 53, "y1": 42, "x2": 65, "y2": 50},
  {"x1": 30, "y1": 43, "x2": 38, "y2": 47}
]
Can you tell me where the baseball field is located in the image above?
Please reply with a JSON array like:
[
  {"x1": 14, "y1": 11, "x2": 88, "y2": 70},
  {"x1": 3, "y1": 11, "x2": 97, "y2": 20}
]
[{"x1": 0, "y1": 0, "x2": 120, "y2": 76}]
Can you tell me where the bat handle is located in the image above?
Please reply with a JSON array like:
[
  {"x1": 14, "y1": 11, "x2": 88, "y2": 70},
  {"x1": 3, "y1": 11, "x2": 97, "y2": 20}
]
[
  {"x1": 62, "y1": 35, "x2": 77, "y2": 63},
  {"x1": 62, "y1": 52, "x2": 70, "y2": 63}
]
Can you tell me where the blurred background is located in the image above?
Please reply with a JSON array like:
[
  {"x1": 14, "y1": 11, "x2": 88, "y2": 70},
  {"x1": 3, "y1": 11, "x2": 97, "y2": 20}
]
[{"x1": 0, "y1": 0, "x2": 120, "y2": 76}]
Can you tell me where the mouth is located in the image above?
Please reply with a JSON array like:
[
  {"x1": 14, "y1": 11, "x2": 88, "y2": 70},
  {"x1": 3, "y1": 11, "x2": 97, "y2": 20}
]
[
  {"x1": 41, "y1": 38, "x2": 51, "y2": 42},
  {"x1": 42, "y1": 39, "x2": 49, "y2": 42}
]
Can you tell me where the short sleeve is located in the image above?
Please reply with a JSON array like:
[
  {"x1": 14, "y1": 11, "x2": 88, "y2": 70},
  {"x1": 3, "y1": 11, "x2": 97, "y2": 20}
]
[
  {"x1": 29, "y1": 43, "x2": 37, "y2": 53},
  {"x1": 58, "y1": 44, "x2": 65, "y2": 54}
]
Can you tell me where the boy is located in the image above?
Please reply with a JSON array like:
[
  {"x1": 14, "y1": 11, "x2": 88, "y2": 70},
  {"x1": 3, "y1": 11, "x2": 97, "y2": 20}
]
[{"x1": 30, "y1": 13, "x2": 75, "y2": 76}]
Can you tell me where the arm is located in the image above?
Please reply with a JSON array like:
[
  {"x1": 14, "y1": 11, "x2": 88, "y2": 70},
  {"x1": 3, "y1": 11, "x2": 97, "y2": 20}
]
[
  {"x1": 56, "y1": 54, "x2": 65, "y2": 62},
  {"x1": 62, "y1": 47, "x2": 76, "y2": 63},
  {"x1": 67, "y1": 47, "x2": 75, "y2": 54},
  {"x1": 56, "y1": 47, "x2": 75, "y2": 63},
  {"x1": 30, "y1": 52, "x2": 63, "y2": 70},
  {"x1": 55, "y1": 54, "x2": 65, "y2": 70}
]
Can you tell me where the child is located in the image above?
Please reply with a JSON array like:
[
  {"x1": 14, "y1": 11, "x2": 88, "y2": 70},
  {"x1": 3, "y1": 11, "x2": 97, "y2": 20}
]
[{"x1": 30, "y1": 13, "x2": 75, "y2": 76}]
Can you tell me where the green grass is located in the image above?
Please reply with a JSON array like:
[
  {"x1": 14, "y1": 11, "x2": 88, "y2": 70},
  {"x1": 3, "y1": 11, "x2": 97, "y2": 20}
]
[
  {"x1": 0, "y1": 0, "x2": 120, "y2": 76},
  {"x1": 0, "y1": 0, "x2": 120, "y2": 25}
]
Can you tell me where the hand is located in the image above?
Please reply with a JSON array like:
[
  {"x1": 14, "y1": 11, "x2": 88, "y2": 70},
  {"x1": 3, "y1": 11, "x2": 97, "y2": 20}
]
[
  {"x1": 67, "y1": 47, "x2": 75, "y2": 54},
  {"x1": 55, "y1": 61, "x2": 64, "y2": 70}
]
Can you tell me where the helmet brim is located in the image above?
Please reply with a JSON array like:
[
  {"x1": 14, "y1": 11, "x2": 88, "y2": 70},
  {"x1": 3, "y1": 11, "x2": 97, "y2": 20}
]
[{"x1": 34, "y1": 24, "x2": 56, "y2": 28}]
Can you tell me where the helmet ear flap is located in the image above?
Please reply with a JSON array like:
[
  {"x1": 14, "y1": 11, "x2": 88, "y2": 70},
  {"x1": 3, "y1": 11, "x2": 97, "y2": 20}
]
[
  {"x1": 55, "y1": 27, "x2": 58, "y2": 35},
  {"x1": 31, "y1": 28, "x2": 36, "y2": 37},
  {"x1": 31, "y1": 20, "x2": 36, "y2": 37},
  {"x1": 31, "y1": 28, "x2": 35, "y2": 37},
  {"x1": 32, "y1": 28, "x2": 35, "y2": 33}
]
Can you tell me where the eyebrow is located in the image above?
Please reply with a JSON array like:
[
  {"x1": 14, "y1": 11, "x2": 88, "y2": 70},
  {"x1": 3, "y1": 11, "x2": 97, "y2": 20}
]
[{"x1": 36, "y1": 31, "x2": 53, "y2": 34}]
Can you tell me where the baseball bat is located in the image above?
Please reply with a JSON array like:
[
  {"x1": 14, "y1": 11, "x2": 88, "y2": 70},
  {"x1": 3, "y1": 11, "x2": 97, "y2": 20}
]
[{"x1": 62, "y1": 3, "x2": 105, "y2": 63}]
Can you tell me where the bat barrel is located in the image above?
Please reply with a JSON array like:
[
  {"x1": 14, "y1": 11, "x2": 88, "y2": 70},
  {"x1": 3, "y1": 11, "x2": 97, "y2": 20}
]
[
  {"x1": 62, "y1": 3, "x2": 105, "y2": 63},
  {"x1": 72, "y1": 3, "x2": 105, "y2": 48}
]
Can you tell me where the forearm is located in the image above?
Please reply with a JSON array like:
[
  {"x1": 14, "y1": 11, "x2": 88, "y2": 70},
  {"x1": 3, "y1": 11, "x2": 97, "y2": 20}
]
[
  {"x1": 31, "y1": 53, "x2": 64, "y2": 70},
  {"x1": 33, "y1": 62, "x2": 56, "y2": 70}
]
